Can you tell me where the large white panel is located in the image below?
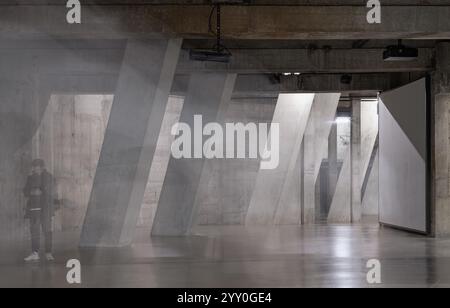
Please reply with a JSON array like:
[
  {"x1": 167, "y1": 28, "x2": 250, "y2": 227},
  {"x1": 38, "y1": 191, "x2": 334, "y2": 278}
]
[{"x1": 379, "y1": 78, "x2": 428, "y2": 233}]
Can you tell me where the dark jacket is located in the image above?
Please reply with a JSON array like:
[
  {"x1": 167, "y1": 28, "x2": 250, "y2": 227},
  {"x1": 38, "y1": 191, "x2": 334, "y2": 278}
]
[{"x1": 23, "y1": 170, "x2": 55, "y2": 218}]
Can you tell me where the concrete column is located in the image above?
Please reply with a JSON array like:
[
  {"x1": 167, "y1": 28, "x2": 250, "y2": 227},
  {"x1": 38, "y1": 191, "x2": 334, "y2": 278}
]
[
  {"x1": 328, "y1": 147, "x2": 352, "y2": 223},
  {"x1": 274, "y1": 137, "x2": 303, "y2": 225},
  {"x1": 303, "y1": 101, "x2": 317, "y2": 224},
  {"x1": 432, "y1": 43, "x2": 450, "y2": 237},
  {"x1": 302, "y1": 94, "x2": 340, "y2": 224},
  {"x1": 80, "y1": 39, "x2": 182, "y2": 247},
  {"x1": 328, "y1": 123, "x2": 338, "y2": 215},
  {"x1": 361, "y1": 100, "x2": 379, "y2": 217},
  {"x1": 246, "y1": 94, "x2": 314, "y2": 226},
  {"x1": 191, "y1": 75, "x2": 238, "y2": 226},
  {"x1": 152, "y1": 73, "x2": 236, "y2": 236},
  {"x1": 351, "y1": 98, "x2": 362, "y2": 222}
]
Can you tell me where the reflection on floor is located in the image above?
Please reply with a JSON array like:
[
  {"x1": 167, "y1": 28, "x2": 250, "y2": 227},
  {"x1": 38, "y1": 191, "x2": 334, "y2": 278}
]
[{"x1": 1, "y1": 224, "x2": 450, "y2": 288}]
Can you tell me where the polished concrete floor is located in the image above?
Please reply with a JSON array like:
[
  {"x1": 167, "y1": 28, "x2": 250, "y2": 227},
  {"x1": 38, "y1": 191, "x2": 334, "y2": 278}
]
[{"x1": 1, "y1": 223, "x2": 450, "y2": 288}]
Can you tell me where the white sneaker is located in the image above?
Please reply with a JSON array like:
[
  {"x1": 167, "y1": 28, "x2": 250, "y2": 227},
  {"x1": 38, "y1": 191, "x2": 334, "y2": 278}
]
[
  {"x1": 45, "y1": 253, "x2": 55, "y2": 262},
  {"x1": 24, "y1": 252, "x2": 40, "y2": 262}
]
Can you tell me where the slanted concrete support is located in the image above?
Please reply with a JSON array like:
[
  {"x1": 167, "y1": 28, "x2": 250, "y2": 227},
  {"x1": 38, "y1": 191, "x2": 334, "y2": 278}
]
[
  {"x1": 246, "y1": 94, "x2": 314, "y2": 225},
  {"x1": 351, "y1": 98, "x2": 362, "y2": 222},
  {"x1": 302, "y1": 94, "x2": 340, "y2": 224},
  {"x1": 151, "y1": 73, "x2": 236, "y2": 236},
  {"x1": 80, "y1": 39, "x2": 182, "y2": 247},
  {"x1": 328, "y1": 123, "x2": 338, "y2": 218}
]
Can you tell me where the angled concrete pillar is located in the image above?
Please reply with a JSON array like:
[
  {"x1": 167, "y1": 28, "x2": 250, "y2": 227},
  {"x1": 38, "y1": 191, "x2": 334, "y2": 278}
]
[
  {"x1": 151, "y1": 73, "x2": 236, "y2": 236},
  {"x1": 361, "y1": 101, "x2": 379, "y2": 190},
  {"x1": 274, "y1": 143, "x2": 303, "y2": 225},
  {"x1": 80, "y1": 39, "x2": 182, "y2": 247},
  {"x1": 351, "y1": 98, "x2": 362, "y2": 222},
  {"x1": 328, "y1": 113, "x2": 353, "y2": 223},
  {"x1": 302, "y1": 94, "x2": 340, "y2": 224},
  {"x1": 328, "y1": 147, "x2": 352, "y2": 223},
  {"x1": 246, "y1": 94, "x2": 314, "y2": 226},
  {"x1": 276, "y1": 93, "x2": 340, "y2": 225},
  {"x1": 191, "y1": 75, "x2": 237, "y2": 226},
  {"x1": 328, "y1": 123, "x2": 338, "y2": 214},
  {"x1": 361, "y1": 100, "x2": 379, "y2": 217}
]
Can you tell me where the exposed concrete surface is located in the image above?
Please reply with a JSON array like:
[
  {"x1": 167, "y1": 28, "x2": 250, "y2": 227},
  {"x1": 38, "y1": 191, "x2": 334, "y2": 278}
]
[
  {"x1": 194, "y1": 98, "x2": 276, "y2": 226},
  {"x1": 2, "y1": 5, "x2": 450, "y2": 40},
  {"x1": 433, "y1": 43, "x2": 450, "y2": 237},
  {"x1": 362, "y1": 151, "x2": 379, "y2": 217},
  {"x1": 246, "y1": 94, "x2": 314, "y2": 225},
  {"x1": 0, "y1": 63, "x2": 52, "y2": 244},
  {"x1": 361, "y1": 100, "x2": 379, "y2": 217},
  {"x1": 81, "y1": 39, "x2": 182, "y2": 247},
  {"x1": 361, "y1": 100, "x2": 379, "y2": 184},
  {"x1": 303, "y1": 94, "x2": 340, "y2": 223},
  {"x1": 137, "y1": 96, "x2": 184, "y2": 229},
  {"x1": 2, "y1": 224, "x2": 450, "y2": 288},
  {"x1": 177, "y1": 49, "x2": 433, "y2": 74},
  {"x1": 351, "y1": 98, "x2": 362, "y2": 222},
  {"x1": 328, "y1": 147, "x2": 352, "y2": 223},
  {"x1": 33, "y1": 95, "x2": 113, "y2": 232},
  {"x1": 152, "y1": 73, "x2": 236, "y2": 236}
]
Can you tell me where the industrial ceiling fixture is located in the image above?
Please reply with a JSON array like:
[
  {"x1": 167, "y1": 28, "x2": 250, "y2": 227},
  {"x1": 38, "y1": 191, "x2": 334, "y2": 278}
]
[
  {"x1": 282, "y1": 72, "x2": 301, "y2": 76},
  {"x1": 383, "y1": 40, "x2": 419, "y2": 62},
  {"x1": 189, "y1": 2, "x2": 236, "y2": 63}
]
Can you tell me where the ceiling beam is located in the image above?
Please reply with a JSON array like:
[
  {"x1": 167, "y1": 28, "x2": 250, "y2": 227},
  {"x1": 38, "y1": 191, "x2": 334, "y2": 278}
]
[
  {"x1": 1, "y1": 5, "x2": 450, "y2": 39},
  {"x1": 176, "y1": 48, "x2": 434, "y2": 73},
  {"x1": 0, "y1": 46, "x2": 433, "y2": 76},
  {"x1": 2, "y1": 1, "x2": 450, "y2": 6}
]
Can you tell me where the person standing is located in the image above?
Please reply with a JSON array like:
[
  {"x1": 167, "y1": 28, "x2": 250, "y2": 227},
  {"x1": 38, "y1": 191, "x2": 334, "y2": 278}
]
[{"x1": 23, "y1": 159, "x2": 55, "y2": 262}]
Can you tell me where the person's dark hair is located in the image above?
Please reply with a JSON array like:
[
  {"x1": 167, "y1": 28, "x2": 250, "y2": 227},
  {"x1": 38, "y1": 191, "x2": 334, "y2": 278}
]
[{"x1": 31, "y1": 159, "x2": 45, "y2": 168}]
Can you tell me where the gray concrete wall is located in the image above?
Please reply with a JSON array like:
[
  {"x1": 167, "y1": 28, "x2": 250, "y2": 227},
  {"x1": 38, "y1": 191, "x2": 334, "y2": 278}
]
[
  {"x1": 33, "y1": 95, "x2": 113, "y2": 232},
  {"x1": 138, "y1": 96, "x2": 184, "y2": 228},
  {"x1": 362, "y1": 150, "x2": 379, "y2": 217},
  {"x1": 361, "y1": 100, "x2": 379, "y2": 218},
  {"x1": 0, "y1": 42, "x2": 125, "y2": 245},
  {"x1": 246, "y1": 94, "x2": 314, "y2": 226},
  {"x1": 0, "y1": 81, "x2": 38, "y2": 244},
  {"x1": 194, "y1": 98, "x2": 276, "y2": 226},
  {"x1": 303, "y1": 94, "x2": 340, "y2": 223},
  {"x1": 81, "y1": 39, "x2": 182, "y2": 246},
  {"x1": 327, "y1": 118, "x2": 352, "y2": 223},
  {"x1": 152, "y1": 73, "x2": 236, "y2": 236}
]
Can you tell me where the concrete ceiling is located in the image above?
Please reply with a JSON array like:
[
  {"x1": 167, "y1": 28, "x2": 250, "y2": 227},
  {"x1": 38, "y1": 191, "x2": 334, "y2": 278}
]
[
  {"x1": 1, "y1": 2, "x2": 450, "y2": 39},
  {"x1": 2, "y1": 1, "x2": 450, "y2": 5}
]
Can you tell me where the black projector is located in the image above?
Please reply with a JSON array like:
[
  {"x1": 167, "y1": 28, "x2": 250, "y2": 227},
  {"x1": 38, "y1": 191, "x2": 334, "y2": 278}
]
[
  {"x1": 383, "y1": 45, "x2": 418, "y2": 61},
  {"x1": 189, "y1": 49, "x2": 232, "y2": 63}
]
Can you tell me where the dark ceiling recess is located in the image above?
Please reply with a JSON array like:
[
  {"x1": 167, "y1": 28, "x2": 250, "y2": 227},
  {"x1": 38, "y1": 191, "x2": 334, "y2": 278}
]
[
  {"x1": 340, "y1": 74, "x2": 353, "y2": 85},
  {"x1": 352, "y1": 40, "x2": 370, "y2": 49},
  {"x1": 383, "y1": 40, "x2": 419, "y2": 62}
]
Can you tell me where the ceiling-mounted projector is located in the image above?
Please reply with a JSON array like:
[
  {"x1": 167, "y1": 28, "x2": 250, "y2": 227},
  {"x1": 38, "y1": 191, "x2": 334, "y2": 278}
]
[
  {"x1": 190, "y1": 2, "x2": 233, "y2": 63},
  {"x1": 190, "y1": 49, "x2": 231, "y2": 63},
  {"x1": 383, "y1": 40, "x2": 418, "y2": 61}
]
